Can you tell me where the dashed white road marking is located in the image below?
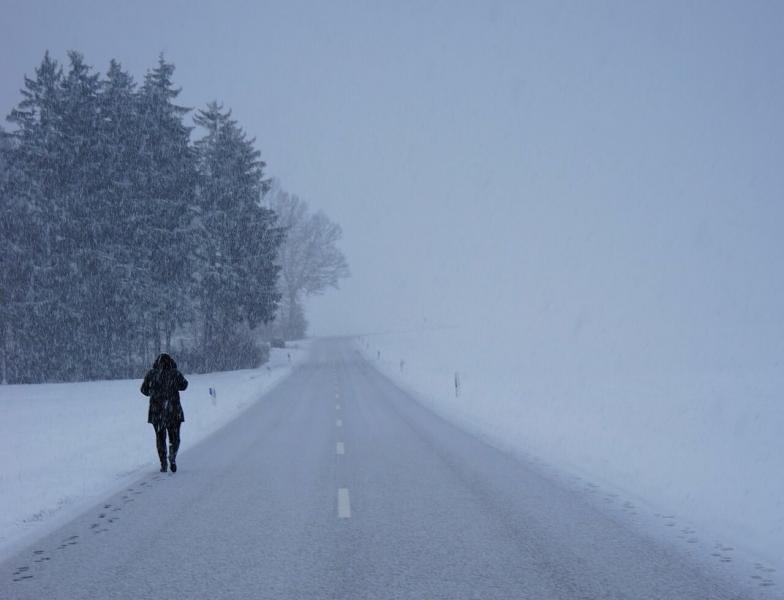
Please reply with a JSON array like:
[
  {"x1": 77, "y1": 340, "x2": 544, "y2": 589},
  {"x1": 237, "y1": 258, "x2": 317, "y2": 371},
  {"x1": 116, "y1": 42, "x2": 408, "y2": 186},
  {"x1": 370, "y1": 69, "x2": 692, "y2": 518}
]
[
  {"x1": 336, "y1": 442, "x2": 345, "y2": 455},
  {"x1": 336, "y1": 419, "x2": 342, "y2": 427},
  {"x1": 338, "y1": 488, "x2": 351, "y2": 518},
  {"x1": 336, "y1": 404, "x2": 341, "y2": 410}
]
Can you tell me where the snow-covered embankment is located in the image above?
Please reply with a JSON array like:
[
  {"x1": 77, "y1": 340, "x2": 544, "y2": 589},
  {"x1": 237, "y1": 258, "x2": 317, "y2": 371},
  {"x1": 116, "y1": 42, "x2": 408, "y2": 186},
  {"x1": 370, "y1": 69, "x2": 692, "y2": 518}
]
[
  {"x1": 358, "y1": 329, "x2": 783, "y2": 574},
  {"x1": 0, "y1": 343, "x2": 310, "y2": 560}
]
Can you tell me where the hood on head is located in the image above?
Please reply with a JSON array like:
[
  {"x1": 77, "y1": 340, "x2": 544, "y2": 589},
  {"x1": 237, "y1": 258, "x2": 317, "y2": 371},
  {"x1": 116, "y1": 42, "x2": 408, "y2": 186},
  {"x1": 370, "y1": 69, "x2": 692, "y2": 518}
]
[{"x1": 154, "y1": 353, "x2": 177, "y2": 370}]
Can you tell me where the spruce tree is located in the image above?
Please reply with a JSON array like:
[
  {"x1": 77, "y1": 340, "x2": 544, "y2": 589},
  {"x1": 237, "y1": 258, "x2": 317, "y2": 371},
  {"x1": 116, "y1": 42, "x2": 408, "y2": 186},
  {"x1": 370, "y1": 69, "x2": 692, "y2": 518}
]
[
  {"x1": 96, "y1": 59, "x2": 141, "y2": 376},
  {"x1": 57, "y1": 52, "x2": 106, "y2": 379},
  {"x1": 135, "y1": 56, "x2": 197, "y2": 361},
  {"x1": 193, "y1": 102, "x2": 283, "y2": 370},
  {"x1": 4, "y1": 52, "x2": 70, "y2": 380}
]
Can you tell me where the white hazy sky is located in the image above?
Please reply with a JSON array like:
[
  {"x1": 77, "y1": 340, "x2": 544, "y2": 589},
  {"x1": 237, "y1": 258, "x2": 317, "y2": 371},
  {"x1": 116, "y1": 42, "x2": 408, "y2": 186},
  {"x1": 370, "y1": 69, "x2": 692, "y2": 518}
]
[{"x1": 2, "y1": 1, "x2": 784, "y2": 371}]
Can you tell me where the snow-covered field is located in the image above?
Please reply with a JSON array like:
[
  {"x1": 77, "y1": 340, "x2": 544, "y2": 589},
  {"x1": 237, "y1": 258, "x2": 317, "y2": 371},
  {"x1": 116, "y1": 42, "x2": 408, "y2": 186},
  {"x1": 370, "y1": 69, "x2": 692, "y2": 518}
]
[
  {"x1": 358, "y1": 328, "x2": 784, "y2": 573},
  {"x1": 0, "y1": 343, "x2": 310, "y2": 561}
]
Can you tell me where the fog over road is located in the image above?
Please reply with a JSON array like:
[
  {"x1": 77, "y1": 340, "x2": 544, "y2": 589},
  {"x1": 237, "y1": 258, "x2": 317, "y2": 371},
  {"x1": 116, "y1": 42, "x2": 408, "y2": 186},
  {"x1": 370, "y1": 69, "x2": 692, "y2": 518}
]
[{"x1": 0, "y1": 339, "x2": 750, "y2": 599}]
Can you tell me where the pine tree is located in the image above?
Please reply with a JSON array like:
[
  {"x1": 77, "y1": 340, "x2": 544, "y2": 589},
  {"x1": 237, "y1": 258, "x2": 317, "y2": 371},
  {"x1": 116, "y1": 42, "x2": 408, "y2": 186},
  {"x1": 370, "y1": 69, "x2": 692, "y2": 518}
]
[
  {"x1": 3, "y1": 52, "x2": 71, "y2": 380},
  {"x1": 0, "y1": 126, "x2": 19, "y2": 383},
  {"x1": 135, "y1": 56, "x2": 197, "y2": 361},
  {"x1": 57, "y1": 52, "x2": 108, "y2": 379},
  {"x1": 193, "y1": 102, "x2": 283, "y2": 370},
  {"x1": 93, "y1": 59, "x2": 142, "y2": 376}
]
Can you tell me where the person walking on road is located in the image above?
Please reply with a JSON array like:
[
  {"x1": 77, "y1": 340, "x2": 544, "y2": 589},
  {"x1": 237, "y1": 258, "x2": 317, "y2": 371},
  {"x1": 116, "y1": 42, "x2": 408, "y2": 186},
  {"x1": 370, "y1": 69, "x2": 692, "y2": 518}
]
[{"x1": 141, "y1": 353, "x2": 189, "y2": 473}]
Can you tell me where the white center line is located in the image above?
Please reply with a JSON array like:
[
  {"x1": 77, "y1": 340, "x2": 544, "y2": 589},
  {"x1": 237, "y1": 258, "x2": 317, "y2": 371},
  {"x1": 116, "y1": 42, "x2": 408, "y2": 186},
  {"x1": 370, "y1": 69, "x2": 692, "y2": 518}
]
[
  {"x1": 336, "y1": 404, "x2": 341, "y2": 410},
  {"x1": 336, "y1": 442, "x2": 345, "y2": 455},
  {"x1": 336, "y1": 419, "x2": 342, "y2": 427},
  {"x1": 338, "y1": 488, "x2": 351, "y2": 519}
]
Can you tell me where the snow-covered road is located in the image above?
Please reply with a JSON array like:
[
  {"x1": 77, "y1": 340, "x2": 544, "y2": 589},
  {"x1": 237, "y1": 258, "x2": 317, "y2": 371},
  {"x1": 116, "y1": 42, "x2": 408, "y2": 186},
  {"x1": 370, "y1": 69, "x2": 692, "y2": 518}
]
[{"x1": 0, "y1": 339, "x2": 760, "y2": 599}]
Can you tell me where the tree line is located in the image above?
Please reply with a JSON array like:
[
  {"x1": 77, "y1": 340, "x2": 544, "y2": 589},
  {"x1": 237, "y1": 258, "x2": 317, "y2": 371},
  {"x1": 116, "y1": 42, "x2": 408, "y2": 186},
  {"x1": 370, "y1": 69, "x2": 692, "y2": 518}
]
[{"x1": 0, "y1": 51, "x2": 347, "y2": 383}]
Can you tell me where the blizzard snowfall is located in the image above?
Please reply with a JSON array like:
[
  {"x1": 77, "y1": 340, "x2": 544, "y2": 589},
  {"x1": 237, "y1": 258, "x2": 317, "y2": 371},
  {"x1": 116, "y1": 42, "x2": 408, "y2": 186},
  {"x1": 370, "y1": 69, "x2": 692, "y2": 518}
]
[
  {"x1": 358, "y1": 328, "x2": 784, "y2": 575},
  {"x1": 0, "y1": 343, "x2": 310, "y2": 561}
]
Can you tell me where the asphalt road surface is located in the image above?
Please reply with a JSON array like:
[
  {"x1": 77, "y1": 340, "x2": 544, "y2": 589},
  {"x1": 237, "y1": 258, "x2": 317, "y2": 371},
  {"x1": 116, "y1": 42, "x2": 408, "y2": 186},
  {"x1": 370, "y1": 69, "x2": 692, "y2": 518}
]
[{"x1": 0, "y1": 339, "x2": 753, "y2": 599}]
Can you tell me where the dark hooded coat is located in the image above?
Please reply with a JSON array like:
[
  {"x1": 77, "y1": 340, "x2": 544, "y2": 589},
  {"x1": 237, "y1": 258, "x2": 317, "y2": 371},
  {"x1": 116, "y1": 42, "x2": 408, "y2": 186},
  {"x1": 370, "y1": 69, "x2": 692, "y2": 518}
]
[{"x1": 141, "y1": 353, "x2": 189, "y2": 428}]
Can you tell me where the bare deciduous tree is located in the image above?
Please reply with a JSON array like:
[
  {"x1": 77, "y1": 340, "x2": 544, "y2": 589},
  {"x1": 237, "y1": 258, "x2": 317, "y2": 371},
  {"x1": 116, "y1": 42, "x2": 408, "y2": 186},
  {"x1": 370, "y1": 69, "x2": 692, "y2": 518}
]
[{"x1": 266, "y1": 182, "x2": 349, "y2": 339}]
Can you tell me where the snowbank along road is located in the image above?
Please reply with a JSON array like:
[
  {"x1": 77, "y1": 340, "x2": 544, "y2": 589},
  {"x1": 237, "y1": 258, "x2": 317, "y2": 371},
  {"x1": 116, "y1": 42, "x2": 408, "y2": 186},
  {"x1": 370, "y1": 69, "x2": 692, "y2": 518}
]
[{"x1": 0, "y1": 339, "x2": 764, "y2": 599}]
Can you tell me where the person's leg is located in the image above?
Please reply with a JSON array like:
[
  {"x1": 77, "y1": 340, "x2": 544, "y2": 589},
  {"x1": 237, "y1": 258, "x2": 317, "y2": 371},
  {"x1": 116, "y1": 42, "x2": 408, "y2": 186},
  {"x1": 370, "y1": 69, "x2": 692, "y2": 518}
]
[
  {"x1": 168, "y1": 423, "x2": 181, "y2": 471},
  {"x1": 155, "y1": 424, "x2": 168, "y2": 471}
]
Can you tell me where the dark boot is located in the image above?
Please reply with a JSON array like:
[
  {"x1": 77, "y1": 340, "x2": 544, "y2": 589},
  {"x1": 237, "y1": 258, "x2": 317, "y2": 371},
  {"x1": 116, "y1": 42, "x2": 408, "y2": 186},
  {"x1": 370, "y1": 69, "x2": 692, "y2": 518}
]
[
  {"x1": 155, "y1": 425, "x2": 168, "y2": 472},
  {"x1": 168, "y1": 426, "x2": 180, "y2": 473}
]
